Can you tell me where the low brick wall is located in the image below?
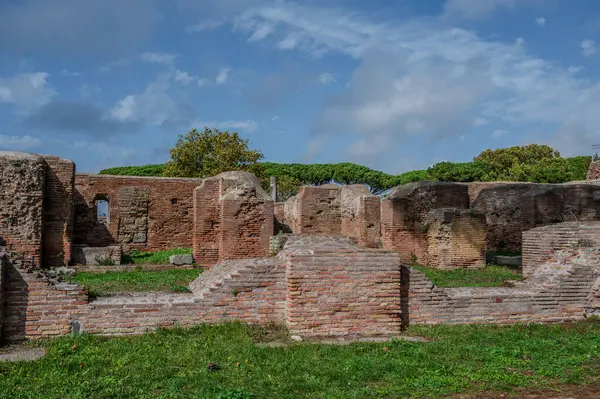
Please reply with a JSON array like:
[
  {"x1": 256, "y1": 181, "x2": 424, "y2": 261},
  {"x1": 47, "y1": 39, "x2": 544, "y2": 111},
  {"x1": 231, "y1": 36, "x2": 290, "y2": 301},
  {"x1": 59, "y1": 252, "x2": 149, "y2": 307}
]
[
  {"x1": 80, "y1": 258, "x2": 287, "y2": 335},
  {"x1": 522, "y1": 222, "x2": 600, "y2": 278},
  {"x1": 286, "y1": 249, "x2": 402, "y2": 338},
  {"x1": 1, "y1": 250, "x2": 88, "y2": 342},
  {"x1": 72, "y1": 264, "x2": 197, "y2": 273},
  {"x1": 406, "y1": 247, "x2": 599, "y2": 325}
]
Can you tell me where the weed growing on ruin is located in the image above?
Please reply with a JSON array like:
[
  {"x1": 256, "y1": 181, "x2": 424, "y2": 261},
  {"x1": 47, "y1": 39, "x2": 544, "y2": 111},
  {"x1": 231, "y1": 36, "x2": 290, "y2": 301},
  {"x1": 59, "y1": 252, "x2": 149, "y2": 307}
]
[
  {"x1": 2, "y1": 321, "x2": 600, "y2": 398},
  {"x1": 95, "y1": 256, "x2": 116, "y2": 266},
  {"x1": 68, "y1": 269, "x2": 201, "y2": 297},
  {"x1": 411, "y1": 264, "x2": 522, "y2": 287},
  {"x1": 121, "y1": 248, "x2": 193, "y2": 265}
]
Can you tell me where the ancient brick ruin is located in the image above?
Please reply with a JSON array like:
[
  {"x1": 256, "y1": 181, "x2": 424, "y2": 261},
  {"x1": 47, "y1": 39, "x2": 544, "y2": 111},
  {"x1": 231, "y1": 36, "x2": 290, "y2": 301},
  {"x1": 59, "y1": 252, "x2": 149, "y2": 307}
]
[{"x1": 2, "y1": 150, "x2": 600, "y2": 342}]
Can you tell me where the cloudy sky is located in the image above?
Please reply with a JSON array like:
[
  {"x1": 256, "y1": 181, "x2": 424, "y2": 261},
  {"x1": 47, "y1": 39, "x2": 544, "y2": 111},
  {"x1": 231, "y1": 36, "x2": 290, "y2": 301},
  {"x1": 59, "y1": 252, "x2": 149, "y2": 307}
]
[{"x1": 1, "y1": 0, "x2": 599, "y2": 173}]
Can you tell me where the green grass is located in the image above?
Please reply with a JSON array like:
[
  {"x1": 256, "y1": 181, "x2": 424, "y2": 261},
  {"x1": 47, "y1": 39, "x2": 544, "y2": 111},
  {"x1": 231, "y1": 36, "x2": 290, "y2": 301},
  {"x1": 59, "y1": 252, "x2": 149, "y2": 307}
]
[
  {"x1": 2, "y1": 321, "x2": 600, "y2": 398},
  {"x1": 411, "y1": 264, "x2": 523, "y2": 287},
  {"x1": 121, "y1": 248, "x2": 193, "y2": 265},
  {"x1": 68, "y1": 269, "x2": 202, "y2": 297}
]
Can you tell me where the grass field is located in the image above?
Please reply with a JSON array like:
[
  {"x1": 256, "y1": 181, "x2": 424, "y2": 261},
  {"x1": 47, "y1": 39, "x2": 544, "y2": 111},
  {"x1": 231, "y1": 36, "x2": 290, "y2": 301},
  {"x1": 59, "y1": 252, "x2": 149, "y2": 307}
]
[
  {"x1": 68, "y1": 269, "x2": 202, "y2": 297},
  {"x1": 121, "y1": 248, "x2": 193, "y2": 265},
  {"x1": 411, "y1": 264, "x2": 523, "y2": 287},
  {"x1": 1, "y1": 321, "x2": 599, "y2": 398}
]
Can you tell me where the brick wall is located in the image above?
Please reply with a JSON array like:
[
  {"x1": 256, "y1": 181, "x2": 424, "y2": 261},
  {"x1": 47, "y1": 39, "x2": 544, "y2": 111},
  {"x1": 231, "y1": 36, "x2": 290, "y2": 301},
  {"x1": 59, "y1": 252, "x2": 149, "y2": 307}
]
[
  {"x1": 1, "y1": 248, "x2": 88, "y2": 341},
  {"x1": 381, "y1": 182, "x2": 470, "y2": 264},
  {"x1": 522, "y1": 222, "x2": 600, "y2": 277},
  {"x1": 284, "y1": 185, "x2": 341, "y2": 234},
  {"x1": 41, "y1": 156, "x2": 75, "y2": 267},
  {"x1": 587, "y1": 161, "x2": 600, "y2": 180},
  {"x1": 74, "y1": 174, "x2": 203, "y2": 252},
  {"x1": 472, "y1": 183, "x2": 600, "y2": 253},
  {"x1": 0, "y1": 152, "x2": 45, "y2": 265},
  {"x1": 80, "y1": 258, "x2": 287, "y2": 336},
  {"x1": 193, "y1": 172, "x2": 274, "y2": 268},
  {"x1": 286, "y1": 249, "x2": 402, "y2": 338},
  {"x1": 0, "y1": 250, "x2": 5, "y2": 340},
  {"x1": 340, "y1": 185, "x2": 381, "y2": 247},
  {"x1": 424, "y1": 209, "x2": 487, "y2": 269},
  {"x1": 405, "y1": 246, "x2": 599, "y2": 325}
]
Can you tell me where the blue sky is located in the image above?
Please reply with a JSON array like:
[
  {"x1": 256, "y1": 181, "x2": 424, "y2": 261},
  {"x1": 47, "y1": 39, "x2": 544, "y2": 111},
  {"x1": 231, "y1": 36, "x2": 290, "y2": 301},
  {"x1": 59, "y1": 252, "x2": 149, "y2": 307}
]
[{"x1": 0, "y1": 0, "x2": 599, "y2": 174}]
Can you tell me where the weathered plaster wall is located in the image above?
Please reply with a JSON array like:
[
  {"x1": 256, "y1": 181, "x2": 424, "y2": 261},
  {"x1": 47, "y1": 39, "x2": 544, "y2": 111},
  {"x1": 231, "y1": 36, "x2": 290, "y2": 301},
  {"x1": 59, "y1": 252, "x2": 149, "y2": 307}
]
[
  {"x1": 0, "y1": 152, "x2": 45, "y2": 264},
  {"x1": 74, "y1": 174, "x2": 203, "y2": 252}
]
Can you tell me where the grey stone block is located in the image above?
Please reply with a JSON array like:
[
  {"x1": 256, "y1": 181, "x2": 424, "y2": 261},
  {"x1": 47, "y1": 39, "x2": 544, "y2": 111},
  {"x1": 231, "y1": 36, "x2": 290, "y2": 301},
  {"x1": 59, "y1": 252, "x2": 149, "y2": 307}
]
[{"x1": 169, "y1": 254, "x2": 194, "y2": 265}]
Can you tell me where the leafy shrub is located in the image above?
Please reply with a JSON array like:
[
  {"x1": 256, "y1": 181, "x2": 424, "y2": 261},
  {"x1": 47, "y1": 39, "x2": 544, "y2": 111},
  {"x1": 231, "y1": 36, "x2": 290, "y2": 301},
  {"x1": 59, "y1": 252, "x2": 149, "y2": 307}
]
[{"x1": 99, "y1": 164, "x2": 165, "y2": 176}]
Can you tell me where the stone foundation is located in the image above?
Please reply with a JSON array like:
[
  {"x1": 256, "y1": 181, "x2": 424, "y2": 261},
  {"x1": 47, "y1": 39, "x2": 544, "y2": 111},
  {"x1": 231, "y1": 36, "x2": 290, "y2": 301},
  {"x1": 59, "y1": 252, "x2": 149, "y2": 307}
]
[{"x1": 71, "y1": 245, "x2": 122, "y2": 266}]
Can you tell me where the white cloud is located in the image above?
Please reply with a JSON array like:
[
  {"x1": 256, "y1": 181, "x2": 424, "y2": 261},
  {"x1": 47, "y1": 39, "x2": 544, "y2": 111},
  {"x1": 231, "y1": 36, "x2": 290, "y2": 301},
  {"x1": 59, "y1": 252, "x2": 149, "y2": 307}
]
[
  {"x1": 109, "y1": 74, "x2": 196, "y2": 127},
  {"x1": 535, "y1": 17, "x2": 546, "y2": 27},
  {"x1": 492, "y1": 129, "x2": 508, "y2": 138},
  {"x1": 216, "y1": 67, "x2": 231, "y2": 85},
  {"x1": 141, "y1": 52, "x2": 177, "y2": 66},
  {"x1": 0, "y1": 134, "x2": 42, "y2": 150},
  {"x1": 443, "y1": 0, "x2": 516, "y2": 20},
  {"x1": 61, "y1": 69, "x2": 81, "y2": 77},
  {"x1": 0, "y1": 72, "x2": 57, "y2": 109},
  {"x1": 79, "y1": 84, "x2": 101, "y2": 98},
  {"x1": 174, "y1": 70, "x2": 195, "y2": 85},
  {"x1": 185, "y1": 20, "x2": 225, "y2": 33},
  {"x1": 97, "y1": 57, "x2": 131, "y2": 73},
  {"x1": 515, "y1": 37, "x2": 525, "y2": 46},
  {"x1": 232, "y1": 1, "x2": 600, "y2": 159},
  {"x1": 581, "y1": 40, "x2": 597, "y2": 57},
  {"x1": 318, "y1": 72, "x2": 338, "y2": 85}
]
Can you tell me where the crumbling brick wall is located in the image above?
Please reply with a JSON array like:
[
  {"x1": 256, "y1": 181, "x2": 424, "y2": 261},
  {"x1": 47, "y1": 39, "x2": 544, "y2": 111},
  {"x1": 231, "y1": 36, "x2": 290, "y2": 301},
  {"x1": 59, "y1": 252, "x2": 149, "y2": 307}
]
[
  {"x1": 405, "y1": 246, "x2": 599, "y2": 325},
  {"x1": 1, "y1": 249, "x2": 88, "y2": 341},
  {"x1": 41, "y1": 156, "x2": 75, "y2": 267},
  {"x1": 381, "y1": 181, "x2": 470, "y2": 265},
  {"x1": 522, "y1": 222, "x2": 600, "y2": 278},
  {"x1": 472, "y1": 183, "x2": 600, "y2": 253},
  {"x1": 193, "y1": 172, "x2": 274, "y2": 268},
  {"x1": 284, "y1": 185, "x2": 342, "y2": 235},
  {"x1": 74, "y1": 174, "x2": 203, "y2": 252},
  {"x1": 0, "y1": 152, "x2": 45, "y2": 264},
  {"x1": 424, "y1": 208, "x2": 486, "y2": 269},
  {"x1": 587, "y1": 161, "x2": 600, "y2": 180},
  {"x1": 340, "y1": 185, "x2": 381, "y2": 247},
  {"x1": 0, "y1": 250, "x2": 5, "y2": 340}
]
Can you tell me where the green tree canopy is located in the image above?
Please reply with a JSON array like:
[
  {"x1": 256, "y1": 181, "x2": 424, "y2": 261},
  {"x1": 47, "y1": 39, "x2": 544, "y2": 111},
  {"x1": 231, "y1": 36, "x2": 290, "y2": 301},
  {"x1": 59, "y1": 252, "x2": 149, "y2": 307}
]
[{"x1": 163, "y1": 128, "x2": 264, "y2": 178}]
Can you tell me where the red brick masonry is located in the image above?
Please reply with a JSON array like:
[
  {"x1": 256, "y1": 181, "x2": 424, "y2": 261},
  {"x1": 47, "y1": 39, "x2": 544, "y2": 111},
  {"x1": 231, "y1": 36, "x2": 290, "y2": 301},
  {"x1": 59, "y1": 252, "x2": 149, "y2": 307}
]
[{"x1": 4, "y1": 230, "x2": 600, "y2": 342}]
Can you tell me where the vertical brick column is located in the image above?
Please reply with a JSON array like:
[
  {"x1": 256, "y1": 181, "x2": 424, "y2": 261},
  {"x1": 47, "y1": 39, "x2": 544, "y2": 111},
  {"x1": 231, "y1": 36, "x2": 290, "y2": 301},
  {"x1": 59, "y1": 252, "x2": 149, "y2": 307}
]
[
  {"x1": 193, "y1": 180, "x2": 221, "y2": 267},
  {"x1": 219, "y1": 200, "x2": 274, "y2": 260},
  {"x1": 41, "y1": 156, "x2": 75, "y2": 267}
]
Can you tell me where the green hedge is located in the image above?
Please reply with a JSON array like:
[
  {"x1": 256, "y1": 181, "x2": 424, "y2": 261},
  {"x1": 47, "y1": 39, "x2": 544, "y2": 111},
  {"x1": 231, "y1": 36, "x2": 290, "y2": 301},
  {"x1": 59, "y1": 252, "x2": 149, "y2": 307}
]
[{"x1": 98, "y1": 157, "x2": 592, "y2": 194}]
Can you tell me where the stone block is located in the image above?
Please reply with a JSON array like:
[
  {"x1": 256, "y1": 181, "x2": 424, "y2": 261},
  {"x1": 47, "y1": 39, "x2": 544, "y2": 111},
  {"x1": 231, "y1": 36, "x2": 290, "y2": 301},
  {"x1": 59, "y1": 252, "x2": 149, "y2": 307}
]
[
  {"x1": 72, "y1": 245, "x2": 122, "y2": 266},
  {"x1": 169, "y1": 254, "x2": 194, "y2": 265}
]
